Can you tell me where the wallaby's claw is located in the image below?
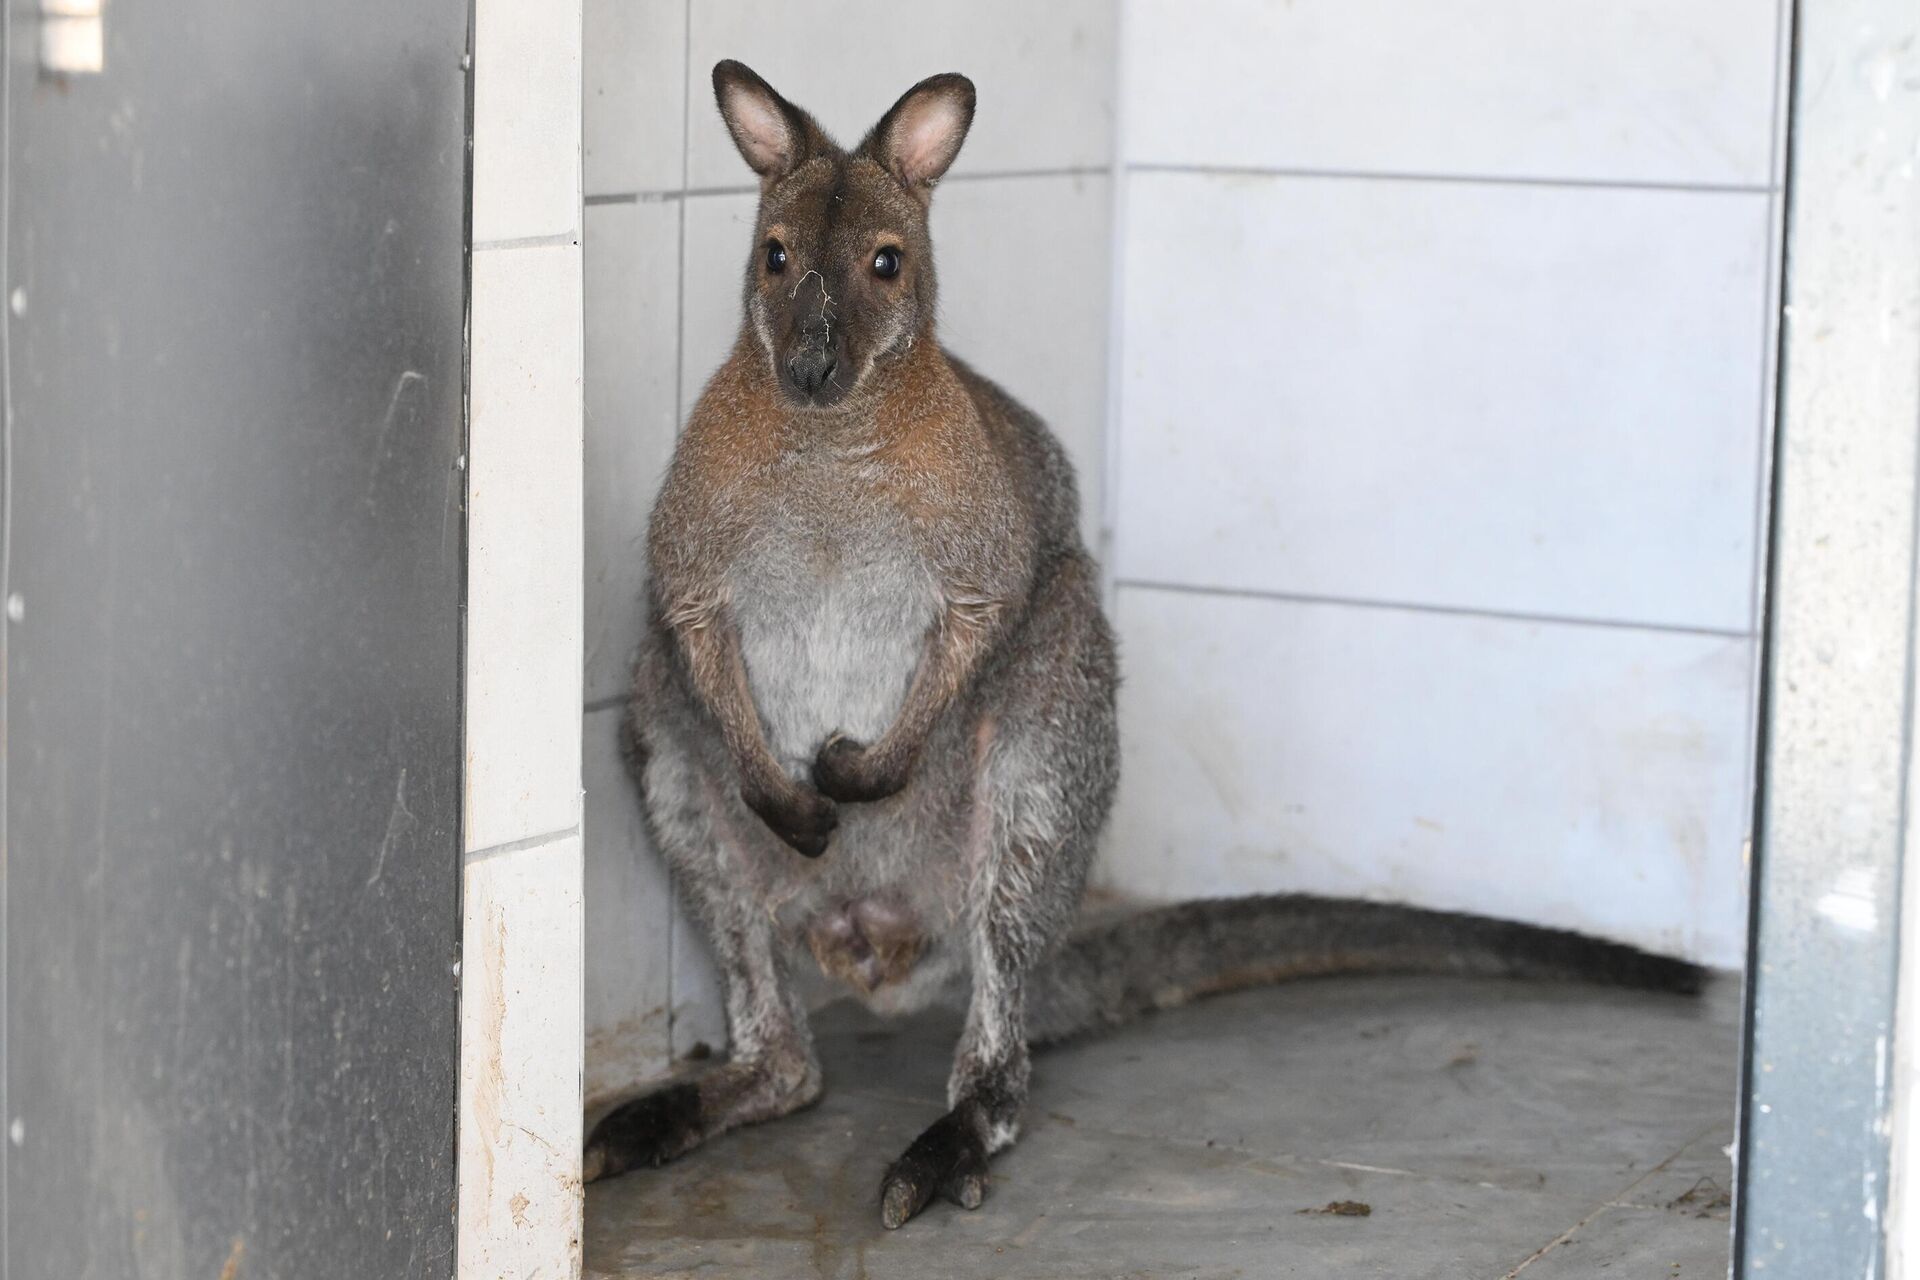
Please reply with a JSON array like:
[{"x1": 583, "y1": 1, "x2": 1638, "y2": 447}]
[
  {"x1": 880, "y1": 1175, "x2": 928, "y2": 1230},
  {"x1": 879, "y1": 1110, "x2": 988, "y2": 1228},
  {"x1": 941, "y1": 1144, "x2": 990, "y2": 1210}
]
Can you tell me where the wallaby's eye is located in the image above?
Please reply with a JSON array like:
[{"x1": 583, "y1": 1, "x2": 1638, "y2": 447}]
[
  {"x1": 765, "y1": 240, "x2": 788, "y2": 274},
  {"x1": 872, "y1": 247, "x2": 902, "y2": 280}
]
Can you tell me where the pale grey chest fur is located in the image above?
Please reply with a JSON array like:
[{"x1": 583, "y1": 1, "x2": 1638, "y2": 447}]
[{"x1": 729, "y1": 474, "x2": 937, "y2": 780}]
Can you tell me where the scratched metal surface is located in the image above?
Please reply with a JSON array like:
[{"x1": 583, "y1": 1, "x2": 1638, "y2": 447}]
[
  {"x1": 1, "y1": 2, "x2": 470, "y2": 1277},
  {"x1": 1736, "y1": 0, "x2": 1920, "y2": 1275}
]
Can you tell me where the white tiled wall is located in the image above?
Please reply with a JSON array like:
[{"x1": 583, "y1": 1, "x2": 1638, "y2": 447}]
[
  {"x1": 581, "y1": 2, "x2": 1116, "y2": 1079},
  {"x1": 1099, "y1": 0, "x2": 1787, "y2": 967},
  {"x1": 938, "y1": 171, "x2": 1113, "y2": 528},
  {"x1": 583, "y1": 0, "x2": 686, "y2": 199},
  {"x1": 582, "y1": 705, "x2": 671, "y2": 1102},
  {"x1": 582, "y1": 1, "x2": 1781, "y2": 1100},
  {"x1": 458, "y1": 834, "x2": 584, "y2": 1279},
  {"x1": 1106, "y1": 589, "x2": 1756, "y2": 963},
  {"x1": 1115, "y1": 173, "x2": 1771, "y2": 632},
  {"x1": 473, "y1": 0, "x2": 584, "y2": 243},
  {"x1": 673, "y1": 190, "x2": 754, "y2": 421},
  {"x1": 462, "y1": 0, "x2": 585, "y2": 1274},
  {"x1": 584, "y1": 200, "x2": 680, "y2": 707},
  {"x1": 683, "y1": 1, "x2": 1115, "y2": 189},
  {"x1": 1123, "y1": 0, "x2": 1779, "y2": 187},
  {"x1": 468, "y1": 244, "x2": 586, "y2": 853}
]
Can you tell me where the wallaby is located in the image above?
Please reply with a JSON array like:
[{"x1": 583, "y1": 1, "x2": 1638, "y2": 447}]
[{"x1": 584, "y1": 60, "x2": 1706, "y2": 1230}]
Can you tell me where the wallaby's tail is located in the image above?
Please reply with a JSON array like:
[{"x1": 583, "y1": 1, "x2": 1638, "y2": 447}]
[{"x1": 1027, "y1": 894, "x2": 1709, "y2": 1046}]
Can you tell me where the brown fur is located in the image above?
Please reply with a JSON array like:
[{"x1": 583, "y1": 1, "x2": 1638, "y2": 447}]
[
  {"x1": 584, "y1": 60, "x2": 1705, "y2": 1234},
  {"x1": 586, "y1": 63, "x2": 1115, "y2": 1229}
]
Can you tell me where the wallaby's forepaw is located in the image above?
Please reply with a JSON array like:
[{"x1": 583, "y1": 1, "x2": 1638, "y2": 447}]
[
  {"x1": 742, "y1": 782, "x2": 839, "y2": 857},
  {"x1": 878, "y1": 1111, "x2": 990, "y2": 1229},
  {"x1": 583, "y1": 1082, "x2": 703, "y2": 1182},
  {"x1": 812, "y1": 735, "x2": 909, "y2": 804}
]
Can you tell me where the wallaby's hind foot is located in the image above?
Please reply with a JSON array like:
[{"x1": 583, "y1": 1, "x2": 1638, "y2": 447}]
[
  {"x1": 584, "y1": 1056, "x2": 823, "y2": 1184},
  {"x1": 583, "y1": 1081, "x2": 702, "y2": 1182},
  {"x1": 879, "y1": 1108, "x2": 994, "y2": 1228}
]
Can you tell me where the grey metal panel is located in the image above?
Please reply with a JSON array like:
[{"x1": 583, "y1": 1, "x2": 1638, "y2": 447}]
[
  {"x1": 1, "y1": 2, "x2": 471, "y2": 1278},
  {"x1": 1736, "y1": 0, "x2": 1920, "y2": 1275}
]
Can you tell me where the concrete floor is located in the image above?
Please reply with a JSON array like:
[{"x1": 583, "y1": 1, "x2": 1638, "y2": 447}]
[{"x1": 586, "y1": 974, "x2": 1739, "y2": 1279}]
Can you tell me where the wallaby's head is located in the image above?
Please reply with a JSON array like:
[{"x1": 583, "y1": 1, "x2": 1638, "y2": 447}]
[{"x1": 712, "y1": 60, "x2": 975, "y2": 411}]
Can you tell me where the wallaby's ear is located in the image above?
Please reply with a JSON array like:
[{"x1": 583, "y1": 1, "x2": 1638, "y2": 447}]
[
  {"x1": 712, "y1": 60, "x2": 820, "y2": 180},
  {"x1": 859, "y1": 73, "x2": 976, "y2": 198}
]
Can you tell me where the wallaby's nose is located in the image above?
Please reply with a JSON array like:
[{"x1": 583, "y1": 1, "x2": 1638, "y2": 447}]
[{"x1": 785, "y1": 347, "x2": 838, "y2": 399}]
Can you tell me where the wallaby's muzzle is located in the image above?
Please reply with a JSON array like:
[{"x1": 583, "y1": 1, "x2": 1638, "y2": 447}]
[
  {"x1": 775, "y1": 264, "x2": 851, "y2": 406},
  {"x1": 783, "y1": 339, "x2": 841, "y2": 405}
]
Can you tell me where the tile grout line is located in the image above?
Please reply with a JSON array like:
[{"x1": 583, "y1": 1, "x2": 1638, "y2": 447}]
[
  {"x1": 587, "y1": 162, "x2": 1778, "y2": 207},
  {"x1": 1502, "y1": 1207, "x2": 1609, "y2": 1278},
  {"x1": 474, "y1": 230, "x2": 581, "y2": 252},
  {"x1": 947, "y1": 164, "x2": 1111, "y2": 183},
  {"x1": 665, "y1": 0, "x2": 694, "y2": 1059},
  {"x1": 466, "y1": 823, "x2": 580, "y2": 865},
  {"x1": 1117, "y1": 576, "x2": 1758, "y2": 641},
  {"x1": 584, "y1": 164, "x2": 1114, "y2": 206},
  {"x1": 1129, "y1": 160, "x2": 1776, "y2": 197},
  {"x1": 1501, "y1": 1119, "x2": 1725, "y2": 1278},
  {"x1": 1097, "y1": 0, "x2": 1132, "y2": 608},
  {"x1": 1605, "y1": 1197, "x2": 1730, "y2": 1215}
]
